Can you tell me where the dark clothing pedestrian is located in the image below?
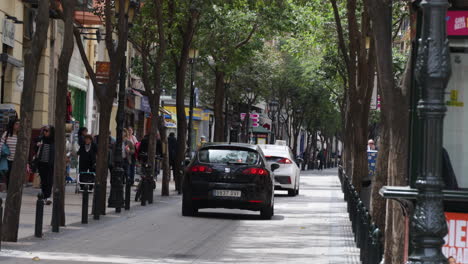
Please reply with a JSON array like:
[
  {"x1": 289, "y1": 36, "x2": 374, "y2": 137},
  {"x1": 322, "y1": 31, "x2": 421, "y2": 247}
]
[
  {"x1": 78, "y1": 127, "x2": 88, "y2": 147},
  {"x1": 317, "y1": 151, "x2": 325, "y2": 171},
  {"x1": 78, "y1": 142, "x2": 97, "y2": 173},
  {"x1": 35, "y1": 127, "x2": 55, "y2": 200}
]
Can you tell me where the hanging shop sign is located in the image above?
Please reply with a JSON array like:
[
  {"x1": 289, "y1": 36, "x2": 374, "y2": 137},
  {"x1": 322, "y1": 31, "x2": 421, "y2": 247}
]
[
  {"x1": 2, "y1": 19, "x2": 15, "y2": 48},
  {"x1": 96, "y1": 61, "x2": 111, "y2": 83},
  {"x1": 443, "y1": 212, "x2": 468, "y2": 263},
  {"x1": 141, "y1": 96, "x2": 151, "y2": 113},
  {"x1": 447, "y1": 11, "x2": 468, "y2": 36}
]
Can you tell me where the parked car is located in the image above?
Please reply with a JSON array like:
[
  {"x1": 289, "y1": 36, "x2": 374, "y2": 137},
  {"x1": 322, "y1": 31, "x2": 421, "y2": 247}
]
[
  {"x1": 258, "y1": 144, "x2": 301, "y2": 196},
  {"x1": 182, "y1": 143, "x2": 279, "y2": 219}
]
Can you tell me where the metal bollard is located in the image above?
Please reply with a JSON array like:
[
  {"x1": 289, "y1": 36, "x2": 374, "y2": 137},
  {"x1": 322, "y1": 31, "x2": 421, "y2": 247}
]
[
  {"x1": 355, "y1": 201, "x2": 363, "y2": 246},
  {"x1": 92, "y1": 183, "x2": 100, "y2": 220},
  {"x1": 82, "y1": 185, "x2": 89, "y2": 224},
  {"x1": 51, "y1": 189, "x2": 60, "y2": 233},
  {"x1": 0, "y1": 198, "x2": 3, "y2": 250},
  {"x1": 35, "y1": 193, "x2": 44, "y2": 237},
  {"x1": 371, "y1": 227, "x2": 383, "y2": 264},
  {"x1": 125, "y1": 179, "x2": 131, "y2": 210},
  {"x1": 360, "y1": 210, "x2": 370, "y2": 263}
]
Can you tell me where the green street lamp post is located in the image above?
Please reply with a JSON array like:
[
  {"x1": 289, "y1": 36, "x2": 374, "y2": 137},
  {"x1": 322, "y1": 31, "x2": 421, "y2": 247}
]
[
  {"x1": 187, "y1": 48, "x2": 198, "y2": 157},
  {"x1": 268, "y1": 100, "x2": 279, "y2": 144},
  {"x1": 407, "y1": 0, "x2": 451, "y2": 263}
]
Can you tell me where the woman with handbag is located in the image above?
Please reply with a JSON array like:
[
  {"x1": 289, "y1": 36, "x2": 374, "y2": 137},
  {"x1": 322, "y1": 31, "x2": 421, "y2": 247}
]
[
  {"x1": 0, "y1": 118, "x2": 20, "y2": 191},
  {"x1": 35, "y1": 126, "x2": 55, "y2": 205}
]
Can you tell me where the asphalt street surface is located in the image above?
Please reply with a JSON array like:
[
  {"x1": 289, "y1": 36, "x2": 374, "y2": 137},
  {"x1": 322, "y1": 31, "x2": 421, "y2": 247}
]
[{"x1": 0, "y1": 168, "x2": 359, "y2": 264}]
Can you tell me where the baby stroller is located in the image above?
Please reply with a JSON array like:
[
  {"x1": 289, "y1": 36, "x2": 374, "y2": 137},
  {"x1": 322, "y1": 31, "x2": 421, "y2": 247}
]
[{"x1": 75, "y1": 159, "x2": 96, "y2": 193}]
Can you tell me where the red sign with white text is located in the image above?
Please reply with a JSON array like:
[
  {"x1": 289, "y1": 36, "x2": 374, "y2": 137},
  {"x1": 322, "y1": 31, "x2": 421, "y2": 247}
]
[
  {"x1": 444, "y1": 212, "x2": 468, "y2": 263},
  {"x1": 447, "y1": 11, "x2": 468, "y2": 36}
]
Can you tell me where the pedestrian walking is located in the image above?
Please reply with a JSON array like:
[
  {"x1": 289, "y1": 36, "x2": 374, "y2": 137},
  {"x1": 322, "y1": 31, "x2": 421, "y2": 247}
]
[
  {"x1": 127, "y1": 127, "x2": 138, "y2": 185},
  {"x1": 78, "y1": 127, "x2": 88, "y2": 147},
  {"x1": 317, "y1": 150, "x2": 325, "y2": 170},
  {"x1": 367, "y1": 139, "x2": 376, "y2": 150},
  {"x1": 198, "y1": 135, "x2": 207, "y2": 149},
  {"x1": 35, "y1": 125, "x2": 55, "y2": 205},
  {"x1": 0, "y1": 118, "x2": 19, "y2": 190},
  {"x1": 79, "y1": 135, "x2": 97, "y2": 172},
  {"x1": 127, "y1": 127, "x2": 138, "y2": 145},
  {"x1": 122, "y1": 129, "x2": 135, "y2": 185},
  {"x1": 168, "y1": 132, "x2": 177, "y2": 180}
]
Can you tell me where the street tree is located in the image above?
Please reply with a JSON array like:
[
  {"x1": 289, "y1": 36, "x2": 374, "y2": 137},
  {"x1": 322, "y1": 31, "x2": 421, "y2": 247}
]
[
  {"x1": 367, "y1": 1, "x2": 411, "y2": 263},
  {"x1": 131, "y1": 0, "x2": 170, "y2": 195},
  {"x1": 228, "y1": 48, "x2": 278, "y2": 143},
  {"x1": 197, "y1": 0, "x2": 291, "y2": 142},
  {"x1": 52, "y1": 0, "x2": 77, "y2": 227},
  {"x1": 74, "y1": 0, "x2": 132, "y2": 214},
  {"x1": 2, "y1": 0, "x2": 51, "y2": 242},
  {"x1": 167, "y1": 0, "x2": 201, "y2": 193},
  {"x1": 329, "y1": 0, "x2": 376, "y2": 191}
]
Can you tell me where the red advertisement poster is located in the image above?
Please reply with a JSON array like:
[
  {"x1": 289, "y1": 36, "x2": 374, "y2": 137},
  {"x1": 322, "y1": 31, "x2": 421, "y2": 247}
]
[
  {"x1": 447, "y1": 11, "x2": 468, "y2": 36},
  {"x1": 444, "y1": 212, "x2": 468, "y2": 263}
]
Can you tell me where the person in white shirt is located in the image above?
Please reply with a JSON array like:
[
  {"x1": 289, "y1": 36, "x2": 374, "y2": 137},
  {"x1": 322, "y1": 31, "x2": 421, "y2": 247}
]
[
  {"x1": 0, "y1": 118, "x2": 19, "y2": 191},
  {"x1": 367, "y1": 139, "x2": 376, "y2": 151}
]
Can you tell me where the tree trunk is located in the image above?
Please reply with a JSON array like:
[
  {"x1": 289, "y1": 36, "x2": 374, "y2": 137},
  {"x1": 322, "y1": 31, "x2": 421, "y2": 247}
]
[
  {"x1": 213, "y1": 70, "x2": 225, "y2": 142},
  {"x1": 96, "y1": 103, "x2": 112, "y2": 214},
  {"x1": 368, "y1": 1, "x2": 411, "y2": 262},
  {"x1": 53, "y1": 0, "x2": 76, "y2": 226},
  {"x1": 370, "y1": 97, "x2": 389, "y2": 232},
  {"x1": 175, "y1": 65, "x2": 188, "y2": 192},
  {"x1": 148, "y1": 97, "x2": 160, "y2": 179},
  {"x1": 350, "y1": 102, "x2": 374, "y2": 192},
  {"x1": 2, "y1": 0, "x2": 50, "y2": 242},
  {"x1": 159, "y1": 115, "x2": 170, "y2": 196}
]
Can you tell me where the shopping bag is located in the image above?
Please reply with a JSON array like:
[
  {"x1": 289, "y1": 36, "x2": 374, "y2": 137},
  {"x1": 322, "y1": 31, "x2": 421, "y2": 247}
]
[{"x1": 32, "y1": 173, "x2": 41, "y2": 188}]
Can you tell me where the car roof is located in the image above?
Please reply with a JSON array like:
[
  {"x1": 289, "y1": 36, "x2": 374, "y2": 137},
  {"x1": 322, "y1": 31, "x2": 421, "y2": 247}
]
[
  {"x1": 258, "y1": 144, "x2": 290, "y2": 151},
  {"x1": 257, "y1": 144, "x2": 291, "y2": 157},
  {"x1": 200, "y1": 142, "x2": 260, "y2": 151}
]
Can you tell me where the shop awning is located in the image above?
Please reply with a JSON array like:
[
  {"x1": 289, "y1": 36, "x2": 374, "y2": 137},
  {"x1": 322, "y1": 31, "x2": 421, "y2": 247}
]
[{"x1": 249, "y1": 126, "x2": 271, "y2": 134}]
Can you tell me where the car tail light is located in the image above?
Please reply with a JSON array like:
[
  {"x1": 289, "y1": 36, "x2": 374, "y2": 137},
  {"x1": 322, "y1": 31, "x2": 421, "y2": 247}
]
[
  {"x1": 242, "y1": 168, "x2": 268, "y2": 175},
  {"x1": 278, "y1": 158, "x2": 292, "y2": 164},
  {"x1": 190, "y1": 165, "x2": 213, "y2": 173}
]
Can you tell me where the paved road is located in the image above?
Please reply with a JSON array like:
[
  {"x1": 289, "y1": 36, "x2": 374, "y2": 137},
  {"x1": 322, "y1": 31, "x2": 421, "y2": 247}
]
[{"x1": 0, "y1": 169, "x2": 359, "y2": 264}]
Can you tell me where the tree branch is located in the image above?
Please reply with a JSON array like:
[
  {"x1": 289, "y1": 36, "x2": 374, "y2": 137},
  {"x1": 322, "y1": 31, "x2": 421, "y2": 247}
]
[
  {"x1": 330, "y1": 0, "x2": 350, "y2": 74},
  {"x1": 235, "y1": 23, "x2": 258, "y2": 49}
]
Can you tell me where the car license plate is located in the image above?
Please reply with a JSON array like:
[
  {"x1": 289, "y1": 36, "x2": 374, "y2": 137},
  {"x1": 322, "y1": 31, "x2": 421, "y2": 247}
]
[{"x1": 213, "y1": 190, "x2": 241, "y2": 197}]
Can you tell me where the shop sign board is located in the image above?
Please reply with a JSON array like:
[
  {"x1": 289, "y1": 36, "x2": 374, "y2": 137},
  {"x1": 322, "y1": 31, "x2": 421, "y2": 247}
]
[
  {"x1": 444, "y1": 212, "x2": 468, "y2": 263},
  {"x1": 2, "y1": 19, "x2": 15, "y2": 48},
  {"x1": 447, "y1": 11, "x2": 468, "y2": 36},
  {"x1": 141, "y1": 96, "x2": 151, "y2": 113},
  {"x1": 96, "y1": 61, "x2": 111, "y2": 83}
]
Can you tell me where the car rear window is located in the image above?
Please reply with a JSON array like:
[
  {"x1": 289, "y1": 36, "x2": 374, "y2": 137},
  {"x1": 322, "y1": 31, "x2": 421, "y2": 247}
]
[
  {"x1": 265, "y1": 156, "x2": 284, "y2": 163},
  {"x1": 198, "y1": 148, "x2": 259, "y2": 165}
]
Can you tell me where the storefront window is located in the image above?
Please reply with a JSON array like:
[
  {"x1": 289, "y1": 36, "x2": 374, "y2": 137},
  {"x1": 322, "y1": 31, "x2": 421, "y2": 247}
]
[{"x1": 443, "y1": 38, "x2": 468, "y2": 188}]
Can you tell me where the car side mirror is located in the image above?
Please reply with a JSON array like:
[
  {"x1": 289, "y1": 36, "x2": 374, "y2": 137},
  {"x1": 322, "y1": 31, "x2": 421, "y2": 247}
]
[{"x1": 271, "y1": 163, "x2": 280, "y2": 171}]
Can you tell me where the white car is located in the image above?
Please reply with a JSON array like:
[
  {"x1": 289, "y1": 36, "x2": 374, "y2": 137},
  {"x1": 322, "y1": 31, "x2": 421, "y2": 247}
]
[{"x1": 258, "y1": 144, "x2": 301, "y2": 196}]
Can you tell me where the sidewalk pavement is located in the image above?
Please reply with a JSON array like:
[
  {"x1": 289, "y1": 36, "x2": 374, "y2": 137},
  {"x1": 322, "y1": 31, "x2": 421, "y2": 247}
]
[{"x1": 0, "y1": 170, "x2": 179, "y2": 240}]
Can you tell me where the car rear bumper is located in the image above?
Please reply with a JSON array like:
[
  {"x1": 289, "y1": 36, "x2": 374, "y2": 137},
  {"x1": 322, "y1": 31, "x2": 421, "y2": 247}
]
[
  {"x1": 274, "y1": 175, "x2": 295, "y2": 190},
  {"x1": 188, "y1": 181, "x2": 272, "y2": 211}
]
